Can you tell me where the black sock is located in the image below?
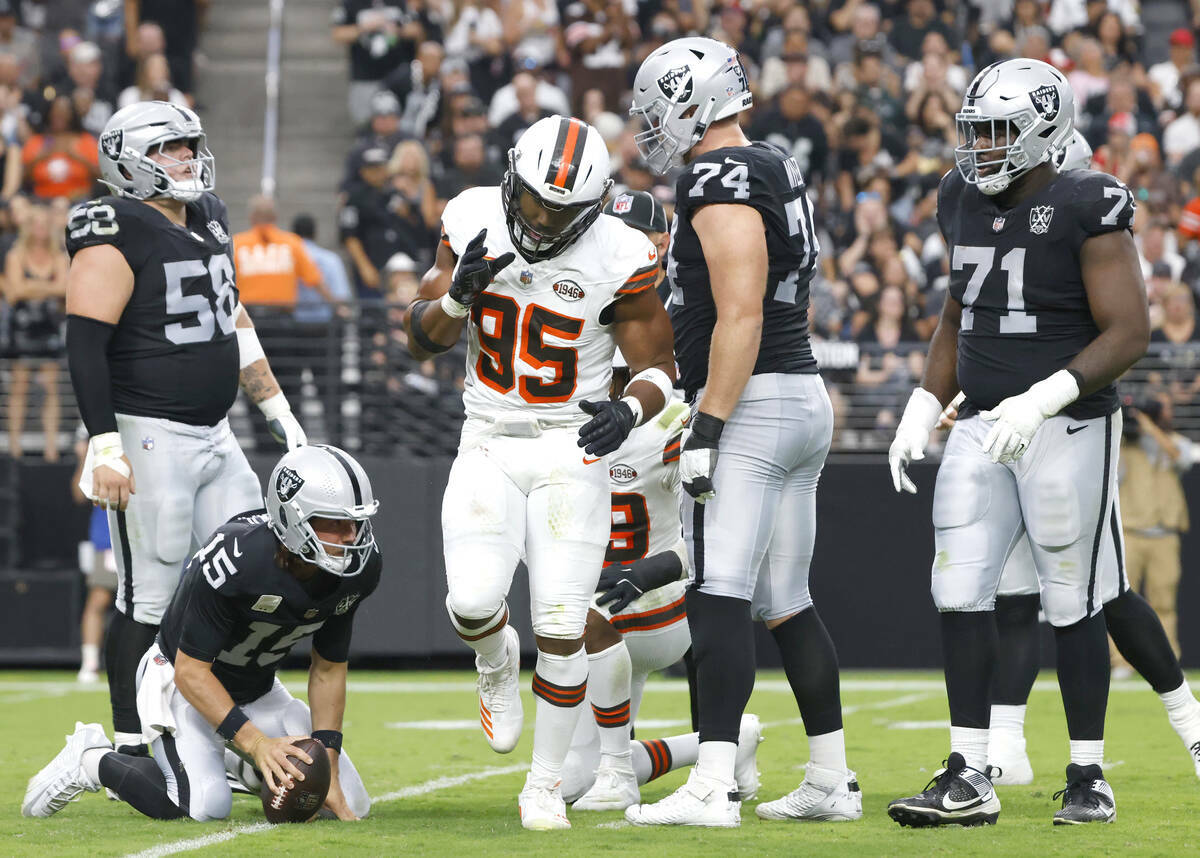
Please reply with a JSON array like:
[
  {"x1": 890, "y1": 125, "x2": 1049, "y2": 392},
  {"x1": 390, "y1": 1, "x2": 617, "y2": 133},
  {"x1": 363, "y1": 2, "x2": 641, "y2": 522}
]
[
  {"x1": 686, "y1": 589, "x2": 755, "y2": 744},
  {"x1": 770, "y1": 607, "x2": 843, "y2": 735},
  {"x1": 1105, "y1": 590, "x2": 1184, "y2": 694},
  {"x1": 683, "y1": 647, "x2": 700, "y2": 733},
  {"x1": 104, "y1": 611, "x2": 159, "y2": 739},
  {"x1": 98, "y1": 751, "x2": 186, "y2": 820},
  {"x1": 992, "y1": 594, "x2": 1041, "y2": 705},
  {"x1": 941, "y1": 610, "x2": 997, "y2": 728},
  {"x1": 1054, "y1": 612, "x2": 1110, "y2": 740}
]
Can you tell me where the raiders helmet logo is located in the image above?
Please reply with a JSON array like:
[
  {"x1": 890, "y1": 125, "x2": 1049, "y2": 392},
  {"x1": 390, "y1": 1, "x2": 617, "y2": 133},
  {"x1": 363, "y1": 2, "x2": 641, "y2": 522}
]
[
  {"x1": 657, "y1": 65, "x2": 694, "y2": 102},
  {"x1": 207, "y1": 220, "x2": 229, "y2": 244},
  {"x1": 1029, "y1": 205, "x2": 1054, "y2": 235},
  {"x1": 552, "y1": 279, "x2": 585, "y2": 301},
  {"x1": 613, "y1": 193, "x2": 634, "y2": 215},
  {"x1": 276, "y1": 466, "x2": 304, "y2": 502},
  {"x1": 1029, "y1": 85, "x2": 1060, "y2": 121},
  {"x1": 99, "y1": 129, "x2": 123, "y2": 160}
]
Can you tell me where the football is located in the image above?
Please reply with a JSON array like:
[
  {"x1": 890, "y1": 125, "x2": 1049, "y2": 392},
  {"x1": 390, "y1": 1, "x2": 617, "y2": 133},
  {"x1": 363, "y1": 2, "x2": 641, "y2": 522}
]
[{"x1": 259, "y1": 737, "x2": 332, "y2": 823}]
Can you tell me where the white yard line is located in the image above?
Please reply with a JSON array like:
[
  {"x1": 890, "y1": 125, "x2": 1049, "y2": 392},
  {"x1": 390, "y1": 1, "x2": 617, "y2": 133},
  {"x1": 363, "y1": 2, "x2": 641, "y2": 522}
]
[
  {"x1": 761, "y1": 692, "x2": 934, "y2": 729},
  {"x1": 122, "y1": 764, "x2": 528, "y2": 858}
]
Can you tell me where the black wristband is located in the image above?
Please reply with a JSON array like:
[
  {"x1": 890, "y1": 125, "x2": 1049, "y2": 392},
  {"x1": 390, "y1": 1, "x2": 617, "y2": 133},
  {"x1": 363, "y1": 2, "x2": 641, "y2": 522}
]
[
  {"x1": 217, "y1": 706, "x2": 249, "y2": 741},
  {"x1": 409, "y1": 300, "x2": 454, "y2": 355},
  {"x1": 312, "y1": 729, "x2": 343, "y2": 753},
  {"x1": 66, "y1": 314, "x2": 119, "y2": 436},
  {"x1": 631, "y1": 549, "x2": 685, "y2": 592},
  {"x1": 690, "y1": 411, "x2": 725, "y2": 443}
]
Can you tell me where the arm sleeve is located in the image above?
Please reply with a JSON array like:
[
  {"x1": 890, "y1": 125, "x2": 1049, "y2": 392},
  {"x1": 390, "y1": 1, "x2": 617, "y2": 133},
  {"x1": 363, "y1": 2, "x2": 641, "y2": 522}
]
[
  {"x1": 66, "y1": 315, "x2": 118, "y2": 436},
  {"x1": 176, "y1": 573, "x2": 239, "y2": 663}
]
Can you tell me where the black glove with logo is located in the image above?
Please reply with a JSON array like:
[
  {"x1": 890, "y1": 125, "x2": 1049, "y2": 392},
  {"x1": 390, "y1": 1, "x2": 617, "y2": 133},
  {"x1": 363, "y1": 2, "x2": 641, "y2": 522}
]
[
  {"x1": 448, "y1": 228, "x2": 516, "y2": 309},
  {"x1": 578, "y1": 399, "x2": 636, "y2": 457},
  {"x1": 596, "y1": 550, "x2": 685, "y2": 614},
  {"x1": 680, "y1": 412, "x2": 724, "y2": 501}
]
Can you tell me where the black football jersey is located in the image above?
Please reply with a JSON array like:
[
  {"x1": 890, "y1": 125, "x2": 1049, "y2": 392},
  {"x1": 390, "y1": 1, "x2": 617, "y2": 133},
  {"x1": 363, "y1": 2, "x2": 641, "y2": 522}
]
[
  {"x1": 65, "y1": 193, "x2": 240, "y2": 426},
  {"x1": 157, "y1": 510, "x2": 382, "y2": 704},
  {"x1": 668, "y1": 141, "x2": 819, "y2": 399},
  {"x1": 937, "y1": 168, "x2": 1135, "y2": 420}
]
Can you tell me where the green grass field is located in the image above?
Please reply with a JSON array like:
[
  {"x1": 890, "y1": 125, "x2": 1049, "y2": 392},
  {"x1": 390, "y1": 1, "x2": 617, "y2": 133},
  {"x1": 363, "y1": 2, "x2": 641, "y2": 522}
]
[{"x1": 3, "y1": 669, "x2": 1199, "y2": 857}]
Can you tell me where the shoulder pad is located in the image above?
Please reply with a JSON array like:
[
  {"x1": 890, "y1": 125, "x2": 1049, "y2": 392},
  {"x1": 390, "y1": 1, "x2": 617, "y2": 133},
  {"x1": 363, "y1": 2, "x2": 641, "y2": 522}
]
[
  {"x1": 1067, "y1": 170, "x2": 1135, "y2": 237},
  {"x1": 676, "y1": 149, "x2": 761, "y2": 207},
  {"x1": 65, "y1": 196, "x2": 134, "y2": 257},
  {"x1": 441, "y1": 186, "x2": 501, "y2": 257},
  {"x1": 598, "y1": 217, "x2": 659, "y2": 295}
]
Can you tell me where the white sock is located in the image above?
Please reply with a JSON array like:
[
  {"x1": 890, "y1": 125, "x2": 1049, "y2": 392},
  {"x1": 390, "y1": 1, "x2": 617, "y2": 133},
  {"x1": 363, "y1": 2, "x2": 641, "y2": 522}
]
[
  {"x1": 529, "y1": 648, "x2": 588, "y2": 787},
  {"x1": 989, "y1": 704, "x2": 1027, "y2": 746},
  {"x1": 1161, "y1": 679, "x2": 1200, "y2": 722},
  {"x1": 80, "y1": 644, "x2": 100, "y2": 673},
  {"x1": 585, "y1": 642, "x2": 632, "y2": 760},
  {"x1": 950, "y1": 726, "x2": 990, "y2": 772},
  {"x1": 80, "y1": 747, "x2": 110, "y2": 789},
  {"x1": 696, "y1": 740, "x2": 738, "y2": 787},
  {"x1": 1069, "y1": 739, "x2": 1104, "y2": 767},
  {"x1": 113, "y1": 731, "x2": 143, "y2": 753},
  {"x1": 806, "y1": 729, "x2": 847, "y2": 776},
  {"x1": 448, "y1": 602, "x2": 510, "y2": 669},
  {"x1": 633, "y1": 733, "x2": 699, "y2": 784}
]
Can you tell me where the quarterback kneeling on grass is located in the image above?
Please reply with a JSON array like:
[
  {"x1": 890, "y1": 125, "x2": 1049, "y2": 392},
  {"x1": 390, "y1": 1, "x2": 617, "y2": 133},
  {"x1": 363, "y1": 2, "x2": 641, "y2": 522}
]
[{"x1": 22, "y1": 445, "x2": 381, "y2": 823}]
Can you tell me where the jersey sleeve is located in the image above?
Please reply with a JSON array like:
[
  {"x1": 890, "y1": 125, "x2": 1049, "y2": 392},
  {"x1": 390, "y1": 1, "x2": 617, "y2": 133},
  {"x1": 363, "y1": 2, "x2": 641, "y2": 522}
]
[
  {"x1": 175, "y1": 562, "x2": 238, "y2": 663},
  {"x1": 439, "y1": 186, "x2": 495, "y2": 257},
  {"x1": 1072, "y1": 172, "x2": 1136, "y2": 239},
  {"x1": 674, "y1": 149, "x2": 779, "y2": 216},
  {"x1": 65, "y1": 197, "x2": 138, "y2": 263},
  {"x1": 935, "y1": 169, "x2": 957, "y2": 237},
  {"x1": 609, "y1": 223, "x2": 660, "y2": 296}
]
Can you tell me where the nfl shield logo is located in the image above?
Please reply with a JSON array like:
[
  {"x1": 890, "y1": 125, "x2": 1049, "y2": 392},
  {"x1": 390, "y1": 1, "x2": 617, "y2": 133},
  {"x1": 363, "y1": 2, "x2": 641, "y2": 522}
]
[
  {"x1": 992, "y1": 217, "x2": 1006, "y2": 232},
  {"x1": 613, "y1": 193, "x2": 634, "y2": 215},
  {"x1": 141, "y1": 436, "x2": 155, "y2": 451},
  {"x1": 1029, "y1": 205, "x2": 1054, "y2": 235},
  {"x1": 519, "y1": 269, "x2": 533, "y2": 285}
]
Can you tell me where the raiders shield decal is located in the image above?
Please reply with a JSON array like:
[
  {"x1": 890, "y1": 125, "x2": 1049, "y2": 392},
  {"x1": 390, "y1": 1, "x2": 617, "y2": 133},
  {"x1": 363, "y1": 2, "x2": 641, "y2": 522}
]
[
  {"x1": 100, "y1": 129, "x2": 123, "y2": 160},
  {"x1": 657, "y1": 65, "x2": 693, "y2": 102},
  {"x1": 276, "y1": 466, "x2": 304, "y2": 502},
  {"x1": 1029, "y1": 85, "x2": 1060, "y2": 122}
]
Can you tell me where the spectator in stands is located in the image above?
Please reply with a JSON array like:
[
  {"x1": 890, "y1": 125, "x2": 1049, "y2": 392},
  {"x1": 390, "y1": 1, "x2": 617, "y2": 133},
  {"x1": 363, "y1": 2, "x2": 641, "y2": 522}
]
[
  {"x1": 1092, "y1": 111, "x2": 1136, "y2": 181},
  {"x1": 70, "y1": 424, "x2": 115, "y2": 685},
  {"x1": 0, "y1": 0, "x2": 39, "y2": 87},
  {"x1": 389, "y1": 138, "x2": 438, "y2": 251},
  {"x1": 489, "y1": 70, "x2": 554, "y2": 151},
  {"x1": 836, "y1": 118, "x2": 896, "y2": 214},
  {"x1": 759, "y1": 14, "x2": 834, "y2": 98},
  {"x1": 385, "y1": 39, "x2": 444, "y2": 139},
  {"x1": 748, "y1": 83, "x2": 829, "y2": 185},
  {"x1": 1139, "y1": 220, "x2": 1187, "y2": 284},
  {"x1": 342, "y1": 89, "x2": 408, "y2": 195},
  {"x1": 1152, "y1": 282, "x2": 1199, "y2": 344},
  {"x1": 22, "y1": 95, "x2": 97, "y2": 201},
  {"x1": 487, "y1": 52, "x2": 569, "y2": 127},
  {"x1": 4, "y1": 200, "x2": 67, "y2": 461},
  {"x1": 1067, "y1": 38, "x2": 1111, "y2": 122},
  {"x1": 53, "y1": 41, "x2": 115, "y2": 137},
  {"x1": 561, "y1": 0, "x2": 635, "y2": 115},
  {"x1": 889, "y1": 0, "x2": 954, "y2": 63},
  {"x1": 1094, "y1": 10, "x2": 1140, "y2": 71},
  {"x1": 123, "y1": 0, "x2": 203, "y2": 97},
  {"x1": 1081, "y1": 78, "x2": 1157, "y2": 148},
  {"x1": 333, "y1": 0, "x2": 433, "y2": 125},
  {"x1": 502, "y1": 0, "x2": 562, "y2": 71},
  {"x1": 829, "y1": 2, "x2": 893, "y2": 72},
  {"x1": 1164, "y1": 77, "x2": 1200, "y2": 167},
  {"x1": 1148, "y1": 28, "x2": 1196, "y2": 113},
  {"x1": 849, "y1": 39, "x2": 905, "y2": 146},
  {"x1": 340, "y1": 146, "x2": 400, "y2": 297},
  {"x1": 434, "y1": 131, "x2": 499, "y2": 201},
  {"x1": 116, "y1": 52, "x2": 185, "y2": 109},
  {"x1": 116, "y1": 19, "x2": 165, "y2": 90},
  {"x1": 444, "y1": 0, "x2": 508, "y2": 103}
]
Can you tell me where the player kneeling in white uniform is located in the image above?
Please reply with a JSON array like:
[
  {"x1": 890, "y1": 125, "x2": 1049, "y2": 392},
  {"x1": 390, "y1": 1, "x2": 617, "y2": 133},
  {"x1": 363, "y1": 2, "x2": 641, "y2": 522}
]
[
  {"x1": 563, "y1": 349, "x2": 762, "y2": 811},
  {"x1": 403, "y1": 116, "x2": 676, "y2": 830},
  {"x1": 22, "y1": 446, "x2": 378, "y2": 822}
]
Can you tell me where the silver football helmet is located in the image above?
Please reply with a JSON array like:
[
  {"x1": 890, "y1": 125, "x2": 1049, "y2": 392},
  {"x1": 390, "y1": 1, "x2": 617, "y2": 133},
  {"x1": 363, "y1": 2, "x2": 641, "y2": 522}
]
[
  {"x1": 629, "y1": 36, "x2": 753, "y2": 174},
  {"x1": 502, "y1": 115, "x2": 612, "y2": 262},
  {"x1": 955, "y1": 58, "x2": 1073, "y2": 195},
  {"x1": 266, "y1": 445, "x2": 379, "y2": 578},
  {"x1": 97, "y1": 101, "x2": 215, "y2": 202},
  {"x1": 1054, "y1": 129, "x2": 1093, "y2": 172}
]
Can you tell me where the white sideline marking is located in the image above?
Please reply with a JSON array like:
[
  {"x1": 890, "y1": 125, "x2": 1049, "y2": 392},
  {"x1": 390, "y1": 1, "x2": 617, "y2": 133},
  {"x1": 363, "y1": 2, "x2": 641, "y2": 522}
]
[
  {"x1": 762, "y1": 693, "x2": 933, "y2": 729},
  {"x1": 387, "y1": 717, "x2": 692, "y2": 731},
  {"x1": 888, "y1": 720, "x2": 950, "y2": 730},
  {"x1": 596, "y1": 820, "x2": 631, "y2": 829},
  {"x1": 122, "y1": 764, "x2": 527, "y2": 858}
]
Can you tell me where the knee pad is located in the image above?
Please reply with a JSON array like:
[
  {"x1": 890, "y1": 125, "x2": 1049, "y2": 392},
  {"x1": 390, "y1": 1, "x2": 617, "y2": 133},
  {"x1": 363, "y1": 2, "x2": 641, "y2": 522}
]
[
  {"x1": 190, "y1": 780, "x2": 233, "y2": 822},
  {"x1": 932, "y1": 456, "x2": 992, "y2": 532},
  {"x1": 155, "y1": 491, "x2": 195, "y2": 566},
  {"x1": 280, "y1": 698, "x2": 313, "y2": 737},
  {"x1": 445, "y1": 591, "x2": 506, "y2": 625},
  {"x1": 1040, "y1": 581, "x2": 1088, "y2": 628}
]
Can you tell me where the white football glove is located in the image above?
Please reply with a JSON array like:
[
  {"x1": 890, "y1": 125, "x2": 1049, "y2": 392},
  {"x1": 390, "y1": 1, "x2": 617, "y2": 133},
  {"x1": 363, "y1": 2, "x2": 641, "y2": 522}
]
[
  {"x1": 889, "y1": 388, "x2": 943, "y2": 494},
  {"x1": 980, "y1": 369, "x2": 1079, "y2": 464},
  {"x1": 258, "y1": 392, "x2": 308, "y2": 451}
]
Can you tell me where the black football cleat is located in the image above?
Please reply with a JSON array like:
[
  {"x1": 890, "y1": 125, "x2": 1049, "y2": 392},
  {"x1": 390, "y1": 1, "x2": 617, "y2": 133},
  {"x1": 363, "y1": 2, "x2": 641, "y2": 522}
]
[
  {"x1": 887, "y1": 753, "x2": 1000, "y2": 828},
  {"x1": 1052, "y1": 764, "x2": 1115, "y2": 825}
]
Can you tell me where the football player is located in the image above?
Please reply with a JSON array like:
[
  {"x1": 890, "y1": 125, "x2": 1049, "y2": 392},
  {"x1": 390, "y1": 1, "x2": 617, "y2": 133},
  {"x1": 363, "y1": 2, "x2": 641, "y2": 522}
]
[
  {"x1": 22, "y1": 445, "x2": 378, "y2": 822},
  {"x1": 563, "y1": 344, "x2": 763, "y2": 812},
  {"x1": 402, "y1": 116, "x2": 676, "y2": 829},
  {"x1": 65, "y1": 101, "x2": 307, "y2": 762},
  {"x1": 623, "y1": 37, "x2": 858, "y2": 829},
  {"x1": 887, "y1": 59, "x2": 1149, "y2": 826}
]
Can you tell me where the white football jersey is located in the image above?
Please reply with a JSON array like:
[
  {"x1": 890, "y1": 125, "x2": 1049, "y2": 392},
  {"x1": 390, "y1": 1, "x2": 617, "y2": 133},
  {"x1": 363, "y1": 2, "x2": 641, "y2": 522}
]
[
  {"x1": 441, "y1": 187, "x2": 660, "y2": 422},
  {"x1": 603, "y1": 398, "x2": 689, "y2": 624}
]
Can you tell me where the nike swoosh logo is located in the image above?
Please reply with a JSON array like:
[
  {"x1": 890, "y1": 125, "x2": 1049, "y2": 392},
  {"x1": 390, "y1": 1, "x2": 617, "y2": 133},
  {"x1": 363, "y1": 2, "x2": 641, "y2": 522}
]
[
  {"x1": 724, "y1": 157, "x2": 745, "y2": 165},
  {"x1": 942, "y1": 793, "x2": 988, "y2": 811},
  {"x1": 582, "y1": 456, "x2": 603, "y2": 465},
  {"x1": 1066, "y1": 425, "x2": 1088, "y2": 435},
  {"x1": 232, "y1": 538, "x2": 243, "y2": 558}
]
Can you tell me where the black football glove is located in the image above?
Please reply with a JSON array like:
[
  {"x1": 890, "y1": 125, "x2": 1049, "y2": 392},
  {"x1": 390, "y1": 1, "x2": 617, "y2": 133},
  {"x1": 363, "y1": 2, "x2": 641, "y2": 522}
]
[
  {"x1": 577, "y1": 399, "x2": 636, "y2": 457},
  {"x1": 448, "y1": 228, "x2": 515, "y2": 309},
  {"x1": 680, "y1": 412, "x2": 724, "y2": 502},
  {"x1": 596, "y1": 550, "x2": 685, "y2": 614}
]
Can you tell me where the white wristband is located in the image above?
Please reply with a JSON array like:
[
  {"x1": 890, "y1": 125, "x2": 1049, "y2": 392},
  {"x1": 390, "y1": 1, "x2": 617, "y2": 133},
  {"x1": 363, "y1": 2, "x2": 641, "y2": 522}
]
[
  {"x1": 1029, "y1": 369, "x2": 1081, "y2": 417},
  {"x1": 91, "y1": 432, "x2": 130, "y2": 478},
  {"x1": 257, "y1": 391, "x2": 291, "y2": 421},
  {"x1": 440, "y1": 292, "x2": 470, "y2": 319},
  {"x1": 627, "y1": 367, "x2": 674, "y2": 410},
  {"x1": 236, "y1": 326, "x2": 266, "y2": 369},
  {"x1": 620, "y1": 395, "x2": 645, "y2": 427},
  {"x1": 899, "y1": 387, "x2": 944, "y2": 436}
]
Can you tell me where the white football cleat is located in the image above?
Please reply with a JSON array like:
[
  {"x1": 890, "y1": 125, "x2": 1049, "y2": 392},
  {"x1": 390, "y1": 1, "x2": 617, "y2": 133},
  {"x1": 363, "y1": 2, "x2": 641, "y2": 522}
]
[
  {"x1": 756, "y1": 764, "x2": 863, "y2": 821},
  {"x1": 986, "y1": 746, "x2": 1034, "y2": 786},
  {"x1": 519, "y1": 773, "x2": 570, "y2": 830},
  {"x1": 573, "y1": 758, "x2": 640, "y2": 811},
  {"x1": 22, "y1": 722, "x2": 109, "y2": 818},
  {"x1": 734, "y1": 713, "x2": 763, "y2": 800},
  {"x1": 75, "y1": 668, "x2": 99, "y2": 685},
  {"x1": 625, "y1": 768, "x2": 741, "y2": 827},
  {"x1": 477, "y1": 625, "x2": 523, "y2": 753}
]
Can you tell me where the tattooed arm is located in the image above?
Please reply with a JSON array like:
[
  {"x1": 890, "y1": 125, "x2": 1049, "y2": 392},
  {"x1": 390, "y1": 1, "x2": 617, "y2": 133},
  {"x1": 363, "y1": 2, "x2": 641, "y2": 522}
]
[{"x1": 235, "y1": 306, "x2": 307, "y2": 450}]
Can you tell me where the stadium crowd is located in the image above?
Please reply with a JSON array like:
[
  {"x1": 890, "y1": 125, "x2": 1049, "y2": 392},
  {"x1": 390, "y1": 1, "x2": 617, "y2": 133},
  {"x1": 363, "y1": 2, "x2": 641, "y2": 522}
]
[{"x1": 2, "y1": 0, "x2": 1200, "y2": 459}]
